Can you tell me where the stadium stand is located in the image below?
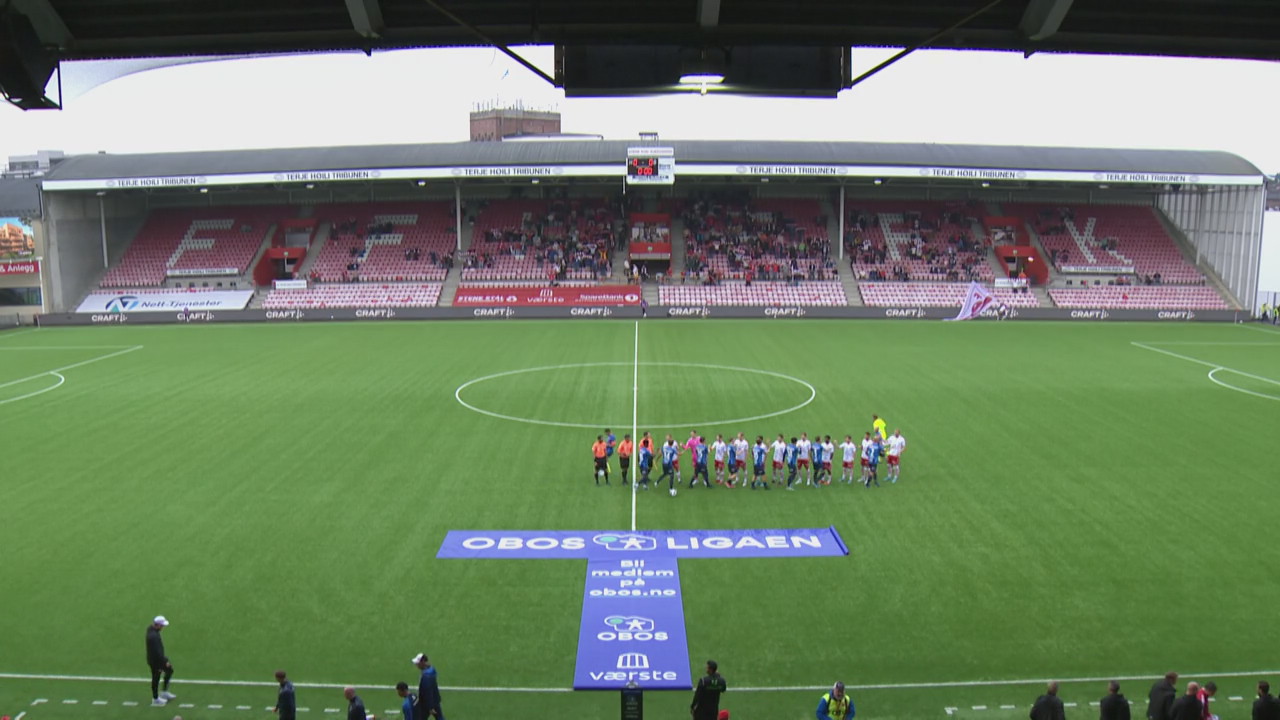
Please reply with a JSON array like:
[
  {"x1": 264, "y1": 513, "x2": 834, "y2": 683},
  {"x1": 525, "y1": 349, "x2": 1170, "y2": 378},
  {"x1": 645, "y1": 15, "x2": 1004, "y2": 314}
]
[
  {"x1": 101, "y1": 206, "x2": 285, "y2": 287},
  {"x1": 1011, "y1": 203, "x2": 1205, "y2": 284},
  {"x1": 660, "y1": 281, "x2": 847, "y2": 306},
  {"x1": 309, "y1": 202, "x2": 455, "y2": 283},
  {"x1": 1047, "y1": 285, "x2": 1228, "y2": 310},
  {"x1": 262, "y1": 283, "x2": 442, "y2": 309},
  {"x1": 677, "y1": 193, "x2": 836, "y2": 282},
  {"x1": 858, "y1": 282, "x2": 1040, "y2": 307},
  {"x1": 845, "y1": 200, "x2": 995, "y2": 283},
  {"x1": 464, "y1": 197, "x2": 616, "y2": 281}
]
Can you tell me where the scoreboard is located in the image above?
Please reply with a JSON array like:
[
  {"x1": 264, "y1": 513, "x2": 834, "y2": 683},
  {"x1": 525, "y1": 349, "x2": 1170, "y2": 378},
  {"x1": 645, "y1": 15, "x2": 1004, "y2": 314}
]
[{"x1": 626, "y1": 147, "x2": 675, "y2": 185}]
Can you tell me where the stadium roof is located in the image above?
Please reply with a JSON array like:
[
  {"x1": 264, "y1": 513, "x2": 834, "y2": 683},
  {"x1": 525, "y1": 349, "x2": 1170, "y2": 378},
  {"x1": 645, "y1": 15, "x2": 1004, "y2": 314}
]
[
  {"x1": 42, "y1": 140, "x2": 1262, "y2": 184},
  {"x1": 18, "y1": 0, "x2": 1280, "y2": 62}
]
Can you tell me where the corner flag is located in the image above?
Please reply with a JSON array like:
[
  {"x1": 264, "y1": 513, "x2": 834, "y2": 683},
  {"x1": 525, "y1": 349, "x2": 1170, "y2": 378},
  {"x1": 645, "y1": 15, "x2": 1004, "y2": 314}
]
[{"x1": 945, "y1": 282, "x2": 997, "y2": 321}]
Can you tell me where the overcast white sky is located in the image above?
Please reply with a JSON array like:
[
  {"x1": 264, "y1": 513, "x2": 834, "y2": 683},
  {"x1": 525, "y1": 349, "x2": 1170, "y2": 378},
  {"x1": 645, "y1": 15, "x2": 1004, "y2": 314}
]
[{"x1": 0, "y1": 46, "x2": 1277, "y2": 174}]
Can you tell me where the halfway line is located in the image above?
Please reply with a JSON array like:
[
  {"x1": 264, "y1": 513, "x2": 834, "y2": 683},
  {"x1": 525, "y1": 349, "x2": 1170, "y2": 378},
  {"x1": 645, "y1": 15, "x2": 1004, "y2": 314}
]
[{"x1": 630, "y1": 320, "x2": 639, "y2": 533}]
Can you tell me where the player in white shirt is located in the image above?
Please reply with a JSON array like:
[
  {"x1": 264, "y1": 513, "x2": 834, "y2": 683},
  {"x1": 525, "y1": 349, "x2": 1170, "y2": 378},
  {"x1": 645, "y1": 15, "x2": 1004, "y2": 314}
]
[
  {"x1": 795, "y1": 433, "x2": 813, "y2": 486},
  {"x1": 838, "y1": 435, "x2": 858, "y2": 484},
  {"x1": 731, "y1": 433, "x2": 750, "y2": 489},
  {"x1": 770, "y1": 434, "x2": 787, "y2": 485},
  {"x1": 860, "y1": 432, "x2": 874, "y2": 485},
  {"x1": 710, "y1": 434, "x2": 729, "y2": 485},
  {"x1": 885, "y1": 429, "x2": 907, "y2": 483},
  {"x1": 819, "y1": 436, "x2": 836, "y2": 486}
]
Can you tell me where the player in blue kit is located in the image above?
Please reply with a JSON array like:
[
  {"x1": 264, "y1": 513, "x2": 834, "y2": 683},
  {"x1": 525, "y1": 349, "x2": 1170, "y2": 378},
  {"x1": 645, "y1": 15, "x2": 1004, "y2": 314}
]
[
  {"x1": 660, "y1": 436, "x2": 680, "y2": 496},
  {"x1": 785, "y1": 437, "x2": 799, "y2": 490},
  {"x1": 637, "y1": 441, "x2": 653, "y2": 490},
  {"x1": 865, "y1": 436, "x2": 883, "y2": 488},
  {"x1": 690, "y1": 437, "x2": 711, "y2": 488},
  {"x1": 811, "y1": 438, "x2": 827, "y2": 487},
  {"x1": 724, "y1": 442, "x2": 739, "y2": 488},
  {"x1": 751, "y1": 437, "x2": 770, "y2": 490}
]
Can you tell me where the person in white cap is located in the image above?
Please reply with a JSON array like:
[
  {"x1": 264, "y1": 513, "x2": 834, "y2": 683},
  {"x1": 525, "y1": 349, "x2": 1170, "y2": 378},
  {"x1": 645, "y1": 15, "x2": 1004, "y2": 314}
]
[
  {"x1": 146, "y1": 616, "x2": 176, "y2": 706},
  {"x1": 412, "y1": 653, "x2": 444, "y2": 720}
]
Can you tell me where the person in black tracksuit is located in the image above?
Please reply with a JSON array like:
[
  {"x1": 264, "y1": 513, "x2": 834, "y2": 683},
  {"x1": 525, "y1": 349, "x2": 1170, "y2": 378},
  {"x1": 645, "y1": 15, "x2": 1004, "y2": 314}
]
[
  {"x1": 274, "y1": 671, "x2": 296, "y2": 720},
  {"x1": 1148, "y1": 673, "x2": 1179, "y2": 720},
  {"x1": 1030, "y1": 682, "x2": 1066, "y2": 720},
  {"x1": 1101, "y1": 681, "x2": 1131, "y2": 720},
  {"x1": 1254, "y1": 681, "x2": 1280, "y2": 720},
  {"x1": 690, "y1": 660, "x2": 727, "y2": 720},
  {"x1": 146, "y1": 616, "x2": 176, "y2": 706},
  {"x1": 1169, "y1": 683, "x2": 1202, "y2": 720}
]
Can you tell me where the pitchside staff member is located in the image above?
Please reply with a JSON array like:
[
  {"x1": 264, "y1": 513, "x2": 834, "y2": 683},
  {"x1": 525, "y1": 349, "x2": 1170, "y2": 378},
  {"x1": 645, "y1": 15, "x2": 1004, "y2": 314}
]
[
  {"x1": 146, "y1": 615, "x2": 177, "y2": 706},
  {"x1": 413, "y1": 653, "x2": 445, "y2": 720},
  {"x1": 274, "y1": 670, "x2": 296, "y2": 720},
  {"x1": 691, "y1": 660, "x2": 726, "y2": 720}
]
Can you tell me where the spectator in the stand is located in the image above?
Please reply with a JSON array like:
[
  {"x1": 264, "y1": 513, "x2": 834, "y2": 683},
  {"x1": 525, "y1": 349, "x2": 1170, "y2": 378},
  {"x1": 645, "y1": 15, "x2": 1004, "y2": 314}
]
[
  {"x1": 1148, "y1": 672, "x2": 1179, "y2": 720},
  {"x1": 1030, "y1": 682, "x2": 1066, "y2": 720},
  {"x1": 1169, "y1": 683, "x2": 1202, "y2": 720},
  {"x1": 1101, "y1": 681, "x2": 1130, "y2": 720}
]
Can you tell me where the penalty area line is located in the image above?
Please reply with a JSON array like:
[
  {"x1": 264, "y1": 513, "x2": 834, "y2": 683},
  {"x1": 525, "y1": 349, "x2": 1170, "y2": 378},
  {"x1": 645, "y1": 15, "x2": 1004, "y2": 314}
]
[{"x1": 0, "y1": 345, "x2": 143, "y2": 392}]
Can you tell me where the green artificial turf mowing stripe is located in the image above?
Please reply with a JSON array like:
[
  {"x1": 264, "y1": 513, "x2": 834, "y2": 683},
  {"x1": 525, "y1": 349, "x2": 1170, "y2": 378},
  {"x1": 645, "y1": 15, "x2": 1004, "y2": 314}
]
[{"x1": 1, "y1": 321, "x2": 1277, "y2": 720}]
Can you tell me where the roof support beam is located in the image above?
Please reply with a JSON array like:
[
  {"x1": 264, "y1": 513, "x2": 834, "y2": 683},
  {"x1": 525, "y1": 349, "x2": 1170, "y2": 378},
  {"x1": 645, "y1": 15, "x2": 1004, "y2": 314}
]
[
  {"x1": 698, "y1": 0, "x2": 721, "y2": 29},
  {"x1": 344, "y1": 0, "x2": 385, "y2": 39},
  {"x1": 9, "y1": 0, "x2": 74, "y2": 50},
  {"x1": 1019, "y1": 0, "x2": 1075, "y2": 41}
]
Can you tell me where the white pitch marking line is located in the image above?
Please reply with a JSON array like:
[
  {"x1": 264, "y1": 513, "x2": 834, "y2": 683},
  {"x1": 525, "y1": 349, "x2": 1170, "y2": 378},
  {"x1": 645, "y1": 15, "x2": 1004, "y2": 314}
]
[
  {"x1": 1229, "y1": 696, "x2": 1244, "y2": 701},
  {"x1": 298, "y1": 707, "x2": 311, "y2": 712},
  {"x1": 324, "y1": 708, "x2": 340, "y2": 713},
  {"x1": 1065, "y1": 702, "x2": 1078, "y2": 707},
  {"x1": 0, "y1": 345, "x2": 144, "y2": 391},
  {"x1": 631, "y1": 320, "x2": 639, "y2": 533},
  {"x1": 0, "y1": 328, "x2": 40, "y2": 340},
  {"x1": 0, "y1": 345, "x2": 140, "y2": 350},
  {"x1": 237, "y1": 705, "x2": 252, "y2": 710},
  {"x1": 1208, "y1": 368, "x2": 1280, "y2": 402},
  {"x1": 31, "y1": 699, "x2": 48, "y2": 705},
  {"x1": 0, "y1": 371, "x2": 64, "y2": 406},
  {"x1": 209, "y1": 703, "x2": 224, "y2": 709},
  {"x1": 973, "y1": 705, "x2": 987, "y2": 710},
  {"x1": 1239, "y1": 323, "x2": 1280, "y2": 336},
  {"x1": 454, "y1": 361, "x2": 816, "y2": 430},
  {"x1": 62, "y1": 698, "x2": 78, "y2": 704},
  {"x1": 179, "y1": 703, "x2": 195, "y2": 708},
  {"x1": 15, "y1": 712, "x2": 26, "y2": 720},
  {"x1": 93, "y1": 700, "x2": 109, "y2": 705},
  {"x1": 122, "y1": 700, "x2": 139, "y2": 706},
  {"x1": 4, "y1": 669, "x2": 1280, "y2": 694},
  {"x1": 1000, "y1": 705, "x2": 1016, "y2": 709},
  {"x1": 1135, "y1": 341, "x2": 1280, "y2": 346},
  {"x1": 944, "y1": 708, "x2": 958, "y2": 716},
  {"x1": 1132, "y1": 341, "x2": 1280, "y2": 398}
]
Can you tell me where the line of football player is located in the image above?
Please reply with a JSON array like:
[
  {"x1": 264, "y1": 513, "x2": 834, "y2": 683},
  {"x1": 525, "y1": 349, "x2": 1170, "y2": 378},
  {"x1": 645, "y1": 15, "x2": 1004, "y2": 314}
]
[{"x1": 591, "y1": 418, "x2": 907, "y2": 497}]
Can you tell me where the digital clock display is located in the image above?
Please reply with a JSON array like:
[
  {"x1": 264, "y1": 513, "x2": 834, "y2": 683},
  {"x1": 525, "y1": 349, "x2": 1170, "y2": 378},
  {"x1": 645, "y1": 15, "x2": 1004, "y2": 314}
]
[
  {"x1": 628, "y1": 157, "x2": 661, "y2": 177},
  {"x1": 625, "y1": 147, "x2": 675, "y2": 185}
]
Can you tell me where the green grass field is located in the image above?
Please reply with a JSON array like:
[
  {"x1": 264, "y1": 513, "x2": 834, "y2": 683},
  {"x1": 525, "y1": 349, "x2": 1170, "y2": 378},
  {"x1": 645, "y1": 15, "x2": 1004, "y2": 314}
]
[{"x1": 2, "y1": 320, "x2": 1279, "y2": 720}]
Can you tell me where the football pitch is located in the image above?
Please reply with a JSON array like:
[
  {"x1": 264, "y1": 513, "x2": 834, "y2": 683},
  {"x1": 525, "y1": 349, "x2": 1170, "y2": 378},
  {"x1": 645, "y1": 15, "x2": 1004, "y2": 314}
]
[{"x1": 2, "y1": 319, "x2": 1279, "y2": 720}]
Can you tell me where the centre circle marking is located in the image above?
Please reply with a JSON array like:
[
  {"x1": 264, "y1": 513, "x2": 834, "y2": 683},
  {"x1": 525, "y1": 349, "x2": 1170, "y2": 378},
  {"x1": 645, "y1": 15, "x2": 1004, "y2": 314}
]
[{"x1": 454, "y1": 362, "x2": 817, "y2": 429}]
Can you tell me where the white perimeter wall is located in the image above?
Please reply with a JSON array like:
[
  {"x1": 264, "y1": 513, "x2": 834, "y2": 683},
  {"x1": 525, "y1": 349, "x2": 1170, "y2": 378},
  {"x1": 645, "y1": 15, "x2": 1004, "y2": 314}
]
[{"x1": 1257, "y1": 210, "x2": 1280, "y2": 311}]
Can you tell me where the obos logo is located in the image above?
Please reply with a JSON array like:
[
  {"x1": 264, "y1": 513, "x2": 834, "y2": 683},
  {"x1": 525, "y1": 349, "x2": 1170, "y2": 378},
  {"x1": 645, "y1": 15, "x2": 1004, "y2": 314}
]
[
  {"x1": 599, "y1": 615, "x2": 668, "y2": 642},
  {"x1": 105, "y1": 295, "x2": 140, "y2": 313},
  {"x1": 592, "y1": 533, "x2": 657, "y2": 552}
]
